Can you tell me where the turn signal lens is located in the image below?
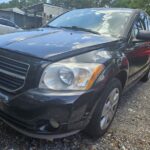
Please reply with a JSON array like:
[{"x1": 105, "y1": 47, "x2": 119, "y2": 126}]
[{"x1": 86, "y1": 65, "x2": 104, "y2": 90}]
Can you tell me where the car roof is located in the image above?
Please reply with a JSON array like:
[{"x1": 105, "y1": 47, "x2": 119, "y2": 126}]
[{"x1": 75, "y1": 8, "x2": 141, "y2": 14}]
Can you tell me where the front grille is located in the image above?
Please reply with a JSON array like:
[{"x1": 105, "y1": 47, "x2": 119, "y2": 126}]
[{"x1": 0, "y1": 55, "x2": 29, "y2": 92}]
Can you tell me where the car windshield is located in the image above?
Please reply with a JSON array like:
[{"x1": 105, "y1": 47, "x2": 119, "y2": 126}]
[{"x1": 48, "y1": 9, "x2": 133, "y2": 38}]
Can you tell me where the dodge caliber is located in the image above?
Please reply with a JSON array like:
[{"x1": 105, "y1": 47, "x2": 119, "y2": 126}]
[{"x1": 0, "y1": 8, "x2": 150, "y2": 140}]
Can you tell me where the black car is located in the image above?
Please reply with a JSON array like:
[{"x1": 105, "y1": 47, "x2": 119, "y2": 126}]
[{"x1": 0, "y1": 8, "x2": 150, "y2": 140}]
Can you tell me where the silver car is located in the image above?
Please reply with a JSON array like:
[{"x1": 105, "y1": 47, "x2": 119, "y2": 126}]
[{"x1": 0, "y1": 18, "x2": 22, "y2": 34}]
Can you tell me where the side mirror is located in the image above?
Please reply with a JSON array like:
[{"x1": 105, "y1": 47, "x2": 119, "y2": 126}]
[{"x1": 136, "y1": 30, "x2": 150, "y2": 41}]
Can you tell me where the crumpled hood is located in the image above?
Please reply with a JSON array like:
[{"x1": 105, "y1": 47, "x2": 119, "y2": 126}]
[{"x1": 0, "y1": 28, "x2": 118, "y2": 60}]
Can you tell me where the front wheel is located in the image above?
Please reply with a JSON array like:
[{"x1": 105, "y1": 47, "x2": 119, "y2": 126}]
[{"x1": 85, "y1": 78, "x2": 122, "y2": 138}]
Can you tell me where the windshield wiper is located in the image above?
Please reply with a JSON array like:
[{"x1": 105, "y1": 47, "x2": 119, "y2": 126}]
[
  {"x1": 60, "y1": 26, "x2": 100, "y2": 35},
  {"x1": 43, "y1": 25, "x2": 60, "y2": 28}
]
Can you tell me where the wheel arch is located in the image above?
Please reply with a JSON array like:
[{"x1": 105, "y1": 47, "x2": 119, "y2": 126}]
[{"x1": 115, "y1": 70, "x2": 128, "y2": 89}]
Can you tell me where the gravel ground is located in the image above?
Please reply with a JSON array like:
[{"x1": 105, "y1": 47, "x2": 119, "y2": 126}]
[{"x1": 0, "y1": 81, "x2": 149, "y2": 150}]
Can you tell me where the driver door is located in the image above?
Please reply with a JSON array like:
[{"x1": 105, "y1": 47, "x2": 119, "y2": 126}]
[{"x1": 125, "y1": 12, "x2": 150, "y2": 83}]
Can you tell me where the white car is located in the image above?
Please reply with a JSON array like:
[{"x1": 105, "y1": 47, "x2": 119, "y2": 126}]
[{"x1": 0, "y1": 18, "x2": 22, "y2": 35}]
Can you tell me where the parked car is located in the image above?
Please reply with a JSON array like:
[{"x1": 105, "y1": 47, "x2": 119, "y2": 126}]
[
  {"x1": 0, "y1": 18, "x2": 22, "y2": 34},
  {"x1": 0, "y1": 8, "x2": 149, "y2": 140}
]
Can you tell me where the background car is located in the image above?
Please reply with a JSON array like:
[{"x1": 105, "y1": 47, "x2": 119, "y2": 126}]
[{"x1": 0, "y1": 18, "x2": 22, "y2": 34}]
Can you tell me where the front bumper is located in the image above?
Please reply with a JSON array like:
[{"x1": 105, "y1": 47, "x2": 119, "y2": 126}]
[
  {"x1": 0, "y1": 114, "x2": 80, "y2": 140},
  {"x1": 0, "y1": 88, "x2": 101, "y2": 139}
]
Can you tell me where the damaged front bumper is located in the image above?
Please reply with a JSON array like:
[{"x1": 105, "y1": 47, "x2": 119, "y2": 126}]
[{"x1": 0, "y1": 88, "x2": 100, "y2": 140}]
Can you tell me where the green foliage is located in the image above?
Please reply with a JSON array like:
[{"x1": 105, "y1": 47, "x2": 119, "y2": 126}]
[
  {"x1": 0, "y1": 0, "x2": 113, "y2": 9},
  {"x1": 0, "y1": 0, "x2": 19, "y2": 8},
  {"x1": 0, "y1": 0, "x2": 44, "y2": 8},
  {"x1": 112, "y1": 0, "x2": 150, "y2": 14},
  {"x1": 52, "y1": 0, "x2": 113, "y2": 8},
  {"x1": 0, "y1": 0, "x2": 149, "y2": 14}
]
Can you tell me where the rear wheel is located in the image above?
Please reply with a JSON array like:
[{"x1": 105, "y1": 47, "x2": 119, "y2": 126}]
[
  {"x1": 85, "y1": 78, "x2": 122, "y2": 138},
  {"x1": 141, "y1": 69, "x2": 150, "y2": 82}
]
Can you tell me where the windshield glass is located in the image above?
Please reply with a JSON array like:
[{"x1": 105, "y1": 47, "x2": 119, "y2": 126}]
[{"x1": 48, "y1": 9, "x2": 133, "y2": 37}]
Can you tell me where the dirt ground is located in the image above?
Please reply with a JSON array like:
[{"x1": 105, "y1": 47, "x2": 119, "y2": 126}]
[{"x1": 0, "y1": 81, "x2": 149, "y2": 150}]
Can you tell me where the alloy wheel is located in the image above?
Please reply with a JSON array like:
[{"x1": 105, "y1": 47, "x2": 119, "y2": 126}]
[{"x1": 100, "y1": 88, "x2": 120, "y2": 130}]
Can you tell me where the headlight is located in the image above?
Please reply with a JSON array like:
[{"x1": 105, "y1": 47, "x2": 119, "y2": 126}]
[{"x1": 39, "y1": 63, "x2": 104, "y2": 91}]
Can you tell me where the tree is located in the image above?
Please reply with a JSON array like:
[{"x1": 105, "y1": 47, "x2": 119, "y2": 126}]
[
  {"x1": 49, "y1": 0, "x2": 112, "y2": 8},
  {"x1": 0, "y1": 0, "x2": 149, "y2": 14},
  {"x1": 0, "y1": 0, "x2": 19, "y2": 8},
  {"x1": 0, "y1": 0, "x2": 45, "y2": 9},
  {"x1": 112, "y1": 0, "x2": 150, "y2": 14}
]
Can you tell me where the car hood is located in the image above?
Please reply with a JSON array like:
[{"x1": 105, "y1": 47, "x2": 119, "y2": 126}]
[{"x1": 0, "y1": 28, "x2": 118, "y2": 60}]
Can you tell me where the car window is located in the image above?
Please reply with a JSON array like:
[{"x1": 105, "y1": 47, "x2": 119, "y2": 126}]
[
  {"x1": 48, "y1": 9, "x2": 133, "y2": 38},
  {"x1": 0, "y1": 18, "x2": 16, "y2": 27},
  {"x1": 140, "y1": 13, "x2": 150, "y2": 31},
  {"x1": 131, "y1": 13, "x2": 148, "y2": 39},
  {"x1": 6, "y1": 21, "x2": 16, "y2": 27},
  {"x1": 131, "y1": 19, "x2": 144, "y2": 39},
  {"x1": 0, "y1": 19, "x2": 8, "y2": 26},
  {"x1": 148, "y1": 17, "x2": 150, "y2": 31}
]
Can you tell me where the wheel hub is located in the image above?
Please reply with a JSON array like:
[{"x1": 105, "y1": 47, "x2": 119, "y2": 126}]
[{"x1": 100, "y1": 88, "x2": 120, "y2": 130}]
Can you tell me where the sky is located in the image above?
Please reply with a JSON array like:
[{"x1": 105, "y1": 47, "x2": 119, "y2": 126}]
[{"x1": 0, "y1": 0, "x2": 11, "y2": 3}]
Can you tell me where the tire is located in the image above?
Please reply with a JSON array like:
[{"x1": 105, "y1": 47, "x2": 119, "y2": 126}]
[
  {"x1": 141, "y1": 69, "x2": 150, "y2": 82},
  {"x1": 84, "y1": 78, "x2": 122, "y2": 139}
]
